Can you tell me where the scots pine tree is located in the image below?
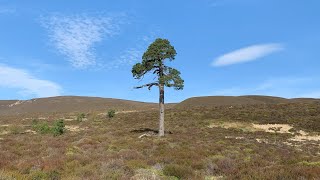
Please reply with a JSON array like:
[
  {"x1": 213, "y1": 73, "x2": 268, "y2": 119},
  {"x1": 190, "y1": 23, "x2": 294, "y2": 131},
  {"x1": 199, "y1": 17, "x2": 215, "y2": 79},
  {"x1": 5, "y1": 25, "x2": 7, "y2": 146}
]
[{"x1": 132, "y1": 38, "x2": 184, "y2": 136}]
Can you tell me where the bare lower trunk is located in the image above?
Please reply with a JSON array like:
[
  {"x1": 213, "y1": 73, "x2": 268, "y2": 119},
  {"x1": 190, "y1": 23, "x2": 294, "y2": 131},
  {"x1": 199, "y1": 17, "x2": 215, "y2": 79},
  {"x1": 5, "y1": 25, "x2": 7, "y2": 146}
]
[{"x1": 159, "y1": 84, "x2": 165, "y2": 137}]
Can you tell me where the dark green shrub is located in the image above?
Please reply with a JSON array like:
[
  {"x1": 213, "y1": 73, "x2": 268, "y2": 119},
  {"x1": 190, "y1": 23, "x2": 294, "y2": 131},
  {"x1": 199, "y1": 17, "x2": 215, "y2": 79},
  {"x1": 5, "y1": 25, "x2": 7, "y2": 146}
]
[
  {"x1": 33, "y1": 121, "x2": 51, "y2": 134},
  {"x1": 52, "y1": 119, "x2": 65, "y2": 136},
  {"x1": 108, "y1": 109, "x2": 116, "y2": 118},
  {"x1": 32, "y1": 119, "x2": 65, "y2": 136}
]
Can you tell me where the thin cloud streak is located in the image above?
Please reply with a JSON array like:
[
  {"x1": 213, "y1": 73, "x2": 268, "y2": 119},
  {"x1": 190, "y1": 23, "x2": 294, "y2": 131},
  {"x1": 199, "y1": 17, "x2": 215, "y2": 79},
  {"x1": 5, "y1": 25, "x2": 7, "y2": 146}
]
[
  {"x1": 0, "y1": 6, "x2": 16, "y2": 14},
  {"x1": 102, "y1": 33, "x2": 158, "y2": 70},
  {"x1": 212, "y1": 43, "x2": 284, "y2": 67},
  {"x1": 0, "y1": 64, "x2": 62, "y2": 98},
  {"x1": 41, "y1": 13, "x2": 125, "y2": 69}
]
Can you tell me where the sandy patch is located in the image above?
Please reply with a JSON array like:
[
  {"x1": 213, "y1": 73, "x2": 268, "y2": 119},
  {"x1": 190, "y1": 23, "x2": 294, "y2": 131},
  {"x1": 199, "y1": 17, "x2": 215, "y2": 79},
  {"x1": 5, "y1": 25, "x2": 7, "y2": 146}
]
[
  {"x1": 0, "y1": 131, "x2": 9, "y2": 135},
  {"x1": 25, "y1": 129, "x2": 37, "y2": 134},
  {"x1": 0, "y1": 124, "x2": 10, "y2": 127},
  {"x1": 8, "y1": 100, "x2": 23, "y2": 107},
  {"x1": 256, "y1": 139, "x2": 269, "y2": 144},
  {"x1": 225, "y1": 136, "x2": 245, "y2": 140},
  {"x1": 290, "y1": 135, "x2": 320, "y2": 142},
  {"x1": 209, "y1": 121, "x2": 295, "y2": 134},
  {"x1": 253, "y1": 124, "x2": 320, "y2": 142},
  {"x1": 205, "y1": 176, "x2": 224, "y2": 180},
  {"x1": 252, "y1": 124, "x2": 294, "y2": 134},
  {"x1": 208, "y1": 122, "x2": 257, "y2": 132},
  {"x1": 116, "y1": 110, "x2": 139, "y2": 114},
  {"x1": 65, "y1": 125, "x2": 87, "y2": 132},
  {"x1": 209, "y1": 121, "x2": 320, "y2": 143}
]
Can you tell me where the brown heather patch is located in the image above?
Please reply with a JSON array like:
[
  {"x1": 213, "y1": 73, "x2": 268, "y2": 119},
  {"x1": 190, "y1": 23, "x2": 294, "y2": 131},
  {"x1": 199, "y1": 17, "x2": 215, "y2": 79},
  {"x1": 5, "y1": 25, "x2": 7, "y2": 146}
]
[{"x1": 0, "y1": 103, "x2": 320, "y2": 179}]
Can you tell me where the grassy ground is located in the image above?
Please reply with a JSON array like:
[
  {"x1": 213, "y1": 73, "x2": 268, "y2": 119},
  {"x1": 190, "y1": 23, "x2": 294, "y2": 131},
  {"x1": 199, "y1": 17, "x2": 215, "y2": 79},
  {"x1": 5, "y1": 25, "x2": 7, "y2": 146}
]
[{"x1": 0, "y1": 103, "x2": 320, "y2": 179}]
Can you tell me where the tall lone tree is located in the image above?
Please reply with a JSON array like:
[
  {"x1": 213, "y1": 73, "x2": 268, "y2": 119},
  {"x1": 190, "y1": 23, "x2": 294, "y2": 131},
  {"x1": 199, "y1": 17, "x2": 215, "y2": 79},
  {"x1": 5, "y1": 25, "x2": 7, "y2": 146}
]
[{"x1": 132, "y1": 38, "x2": 184, "y2": 137}]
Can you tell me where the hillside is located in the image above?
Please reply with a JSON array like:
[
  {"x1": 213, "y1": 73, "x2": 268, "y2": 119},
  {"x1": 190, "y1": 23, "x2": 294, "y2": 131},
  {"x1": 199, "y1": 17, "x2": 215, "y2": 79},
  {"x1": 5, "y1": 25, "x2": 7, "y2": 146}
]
[
  {"x1": 175, "y1": 95, "x2": 320, "y2": 108},
  {"x1": 0, "y1": 96, "x2": 158, "y2": 115},
  {"x1": 0, "y1": 99, "x2": 320, "y2": 179}
]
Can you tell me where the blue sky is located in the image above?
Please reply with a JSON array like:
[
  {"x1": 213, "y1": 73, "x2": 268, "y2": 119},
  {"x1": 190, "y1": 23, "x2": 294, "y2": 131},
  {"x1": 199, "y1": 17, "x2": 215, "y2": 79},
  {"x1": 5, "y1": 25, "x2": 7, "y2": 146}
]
[{"x1": 0, "y1": 0, "x2": 319, "y2": 102}]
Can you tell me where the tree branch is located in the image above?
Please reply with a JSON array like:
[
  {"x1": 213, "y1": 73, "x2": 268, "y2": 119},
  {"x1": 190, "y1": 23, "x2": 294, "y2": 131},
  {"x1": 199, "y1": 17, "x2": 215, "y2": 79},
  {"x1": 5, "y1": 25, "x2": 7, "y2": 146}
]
[{"x1": 134, "y1": 82, "x2": 159, "y2": 90}]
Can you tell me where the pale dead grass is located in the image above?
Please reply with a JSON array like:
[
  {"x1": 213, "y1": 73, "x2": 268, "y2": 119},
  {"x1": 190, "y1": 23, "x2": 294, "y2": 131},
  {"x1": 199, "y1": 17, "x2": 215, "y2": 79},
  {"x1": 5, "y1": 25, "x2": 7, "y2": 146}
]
[
  {"x1": 209, "y1": 121, "x2": 320, "y2": 143},
  {"x1": 8, "y1": 100, "x2": 23, "y2": 107},
  {"x1": 24, "y1": 129, "x2": 37, "y2": 134},
  {"x1": 225, "y1": 136, "x2": 245, "y2": 140},
  {"x1": 63, "y1": 115, "x2": 77, "y2": 121},
  {"x1": 252, "y1": 124, "x2": 294, "y2": 134},
  {"x1": 208, "y1": 121, "x2": 257, "y2": 132},
  {"x1": 116, "y1": 110, "x2": 139, "y2": 114},
  {"x1": 205, "y1": 176, "x2": 224, "y2": 180},
  {"x1": 290, "y1": 134, "x2": 320, "y2": 142},
  {"x1": 256, "y1": 139, "x2": 269, "y2": 144},
  {"x1": 65, "y1": 125, "x2": 88, "y2": 132},
  {"x1": 0, "y1": 130, "x2": 9, "y2": 135},
  {"x1": 98, "y1": 110, "x2": 140, "y2": 117},
  {"x1": 0, "y1": 124, "x2": 10, "y2": 127}
]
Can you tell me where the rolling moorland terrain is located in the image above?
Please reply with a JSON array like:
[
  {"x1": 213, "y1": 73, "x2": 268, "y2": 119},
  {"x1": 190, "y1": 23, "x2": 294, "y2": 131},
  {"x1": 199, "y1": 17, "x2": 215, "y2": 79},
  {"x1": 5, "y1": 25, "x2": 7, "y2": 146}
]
[{"x1": 0, "y1": 95, "x2": 320, "y2": 179}]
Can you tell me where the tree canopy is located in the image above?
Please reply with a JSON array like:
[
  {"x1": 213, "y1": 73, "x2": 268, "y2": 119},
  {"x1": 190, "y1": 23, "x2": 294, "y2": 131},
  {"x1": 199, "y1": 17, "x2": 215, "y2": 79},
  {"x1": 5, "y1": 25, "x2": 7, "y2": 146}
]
[{"x1": 132, "y1": 38, "x2": 184, "y2": 90}]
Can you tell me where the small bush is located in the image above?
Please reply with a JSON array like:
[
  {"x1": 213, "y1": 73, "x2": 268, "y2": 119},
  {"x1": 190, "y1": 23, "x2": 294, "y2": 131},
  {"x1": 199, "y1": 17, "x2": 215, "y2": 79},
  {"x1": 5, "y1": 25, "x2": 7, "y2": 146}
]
[
  {"x1": 163, "y1": 164, "x2": 194, "y2": 179},
  {"x1": 9, "y1": 125, "x2": 23, "y2": 135},
  {"x1": 77, "y1": 113, "x2": 86, "y2": 122},
  {"x1": 32, "y1": 119, "x2": 65, "y2": 136},
  {"x1": 47, "y1": 171, "x2": 61, "y2": 180},
  {"x1": 33, "y1": 122, "x2": 51, "y2": 134},
  {"x1": 52, "y1": 120, "x2": 65, "y2": 136},
  {"x1": 108, "y1": 109, "x2": 116, "y2": 118}
]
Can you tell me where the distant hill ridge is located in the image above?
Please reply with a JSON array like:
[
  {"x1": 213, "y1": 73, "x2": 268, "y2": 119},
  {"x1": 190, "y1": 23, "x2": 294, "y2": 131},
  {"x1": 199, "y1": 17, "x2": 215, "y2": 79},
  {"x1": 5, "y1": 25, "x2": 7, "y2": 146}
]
[
  {"x1": 175, "y1": 95, "x2": 320, "y2": 108},
  {"x1": 0, "y1": 96, "x2": 158, "y2": 115},
  {"x1": 0, "y1": 95, "x2": 319, "y2": 115}
]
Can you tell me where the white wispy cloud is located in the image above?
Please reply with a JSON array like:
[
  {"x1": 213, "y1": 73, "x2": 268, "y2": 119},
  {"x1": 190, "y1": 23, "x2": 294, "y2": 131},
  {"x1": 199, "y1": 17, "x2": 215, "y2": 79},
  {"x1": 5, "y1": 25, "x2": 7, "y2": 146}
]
[
  {"x1": 0, "y1": 7, "x2": 15, "y2": 14},
  {"x1": 0, "y1": 64, "x2": 62, "y2": 98},
  {"x1": 41, "y1": 13, "x2": 125, "y2": 69},
  {"x1": 212, "y1": 43, "x2": 284, "y2": 67},
  {"x1": 108, "y1": 48, "x2": 143, "y2": 69},
  {"x1": 103, "y1": 33, "x2": 158, "y2": 70}
]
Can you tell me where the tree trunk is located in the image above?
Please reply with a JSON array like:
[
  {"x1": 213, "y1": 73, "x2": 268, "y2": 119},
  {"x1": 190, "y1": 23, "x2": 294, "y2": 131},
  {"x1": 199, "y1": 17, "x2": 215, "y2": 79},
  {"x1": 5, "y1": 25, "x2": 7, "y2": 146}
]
[{"x1": 159, "y1": 84, "x2": 165, "y2": 137}]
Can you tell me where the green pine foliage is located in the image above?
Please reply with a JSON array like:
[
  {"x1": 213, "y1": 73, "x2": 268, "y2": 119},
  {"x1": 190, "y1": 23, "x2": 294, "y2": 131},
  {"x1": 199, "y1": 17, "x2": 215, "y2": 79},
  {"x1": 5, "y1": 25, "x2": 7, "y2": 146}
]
[{"x1": 132, "y1": 38, "x2": 184, "y2": 90}]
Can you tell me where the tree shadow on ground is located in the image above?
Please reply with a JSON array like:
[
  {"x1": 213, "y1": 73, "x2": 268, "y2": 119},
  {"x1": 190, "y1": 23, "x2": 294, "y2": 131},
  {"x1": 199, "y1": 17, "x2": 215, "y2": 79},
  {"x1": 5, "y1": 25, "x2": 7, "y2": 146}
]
[{"x1": 130, "y1": 128, "x2": 173, "y2": 134}]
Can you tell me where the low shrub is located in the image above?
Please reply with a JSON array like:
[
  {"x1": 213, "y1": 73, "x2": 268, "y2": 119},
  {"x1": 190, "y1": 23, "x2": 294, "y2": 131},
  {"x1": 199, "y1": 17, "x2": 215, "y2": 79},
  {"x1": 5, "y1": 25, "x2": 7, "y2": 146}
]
[
  {"x1": 76, "y1": 113, "x2": 86, "y2": 122},
  {"x1": 52, "y1": 120, "x2": 65, "y2": 136},
  {"x1": 9, "y1": 125, "x2": 23, "y2": 135},
  {"x1": 108, "y1": 109, "x2": 116, "y2": 118},
  {"x1": 32, "y1": 119, "x2": 65, "y2": 136},
  {"x1": 32, "y1": 121, "x2": 51, "y2": 134},
  {"x1": 163, "y1": 164, "x2": 194, "y2": 179}
]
